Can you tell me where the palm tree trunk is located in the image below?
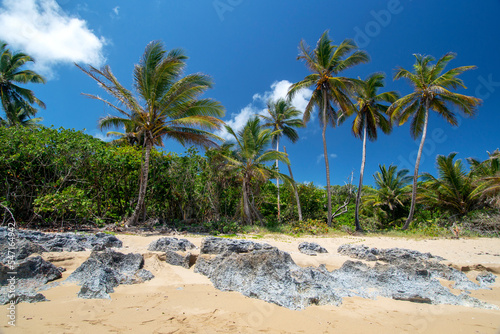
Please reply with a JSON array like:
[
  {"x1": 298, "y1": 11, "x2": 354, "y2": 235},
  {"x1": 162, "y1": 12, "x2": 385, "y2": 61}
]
[
  {"x1": 242, "y1": 177, "x2": 252, "y2": 224},
  {"x1": 284, "y1": 146, "x2": 302, "y2": 221},
  {"x1": 354, "y1": 119, "x2": 367, "y2": 232},
  {"x1": 127, "y1": 140, "x2": 152, "y2": 226},
  {"x1": 322, "y1": 92, "x2": 332, "y2": 226},
  {"x1": 403, "y1": 103, "x2": 430, "y2": 230},
  {"x1": 276, "y1": 139, "x2": 280, "y2": 222}
]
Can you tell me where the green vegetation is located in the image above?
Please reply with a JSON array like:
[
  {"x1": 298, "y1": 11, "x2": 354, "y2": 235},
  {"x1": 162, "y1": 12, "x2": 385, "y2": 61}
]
[{"x1": 1, "y1": 36, "x2": 498, "y2": 238}]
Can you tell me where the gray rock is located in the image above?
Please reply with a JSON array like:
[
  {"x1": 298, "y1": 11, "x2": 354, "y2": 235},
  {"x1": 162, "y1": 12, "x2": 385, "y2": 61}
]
[
  {"x1": 164, "y1": 250, "x2": 192, "y2": 269},
  {"x1": 194, "y1": 238, "x2": 499, "y2": 311},
  {"x1": 67, "y1": 249, "x2": 154, "y2": 299},
  {"x1": 298, "y1": 242, "x2": 328, "y2": 256},
  {"x1": 147, "y1": 237, "x2": 195, "y2": 252},
  {"x1": 0, "y1": 239, "x2": 47, "y2": 263},
  {"x1": 477, "y1": 272, "x2": 496, "y2": 288},
  {"x1": 0, "y1": 256, "x2": 62, "y2": 305},
  {"x1": 200, "y1": 237, "x2": 274, "y2": 255}
]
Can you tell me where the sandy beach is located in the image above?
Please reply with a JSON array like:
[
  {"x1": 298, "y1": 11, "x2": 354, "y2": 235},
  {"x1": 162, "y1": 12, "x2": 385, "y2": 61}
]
[{"x1": 2, "y1": 234, "x2": 500, "y2": 334}]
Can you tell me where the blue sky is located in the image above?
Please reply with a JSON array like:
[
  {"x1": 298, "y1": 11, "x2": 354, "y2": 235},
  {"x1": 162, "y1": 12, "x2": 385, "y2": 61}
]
[{"x1": 1, "y1": 0, "x2": 499, "y2": 187}]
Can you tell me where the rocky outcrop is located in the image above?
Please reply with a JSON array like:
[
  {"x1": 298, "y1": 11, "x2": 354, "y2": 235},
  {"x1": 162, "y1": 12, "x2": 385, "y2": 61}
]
[
  {"x1": 0, "y1": 228, "x2": 122, "y2": 253},
  {"x1": 194, "y1": 238, "x2": 499, "y2": 311},
  {"x1": 0, "y1": 256, "x2": 63, "y2": 304},
  {"x1": 298, "y1": 242, "x2": 328, "y2": 256},
  {"x1": 200, "y1": 237, "x2": 274, "y2": 255},
  {"x1": 147, "y1": 237, "x2": 196, "y2": 252},
  {"x1": 477, "y1": 271, "x2": 496, "y2": 288},
  {"x1": 164, "y1": 250, "x2": 194, "y2": 269},
  {"x1": 66, "y1": 249, "x2": 154, "y2": 299}
]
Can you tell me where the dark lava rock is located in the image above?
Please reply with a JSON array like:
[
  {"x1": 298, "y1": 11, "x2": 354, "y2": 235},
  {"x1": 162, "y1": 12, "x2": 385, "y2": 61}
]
[
  {"x1": 0, "y1": 239, "x2": 47, "y2": 263},
  {"x1": 194, "y1": 238, "x2": 498, "y2": 311},
  {"x1": 298, "y1": 242, "x2": 328, "y2": 256},
  {"x1": 67, "y1": 249, "x2": 154, "y2": 299},
  {"x1": 0, "y1": 256, "x2": 62, "y2": 304},
  {"x1": 164, "y1": 250, "x2": 193, "y2": 269},
  {"x1": 147, "y1": 237, "x2": 196, "y2": 252},
  {"x1": 200, "y1": 237, "x2": 274, "y2": 255}
]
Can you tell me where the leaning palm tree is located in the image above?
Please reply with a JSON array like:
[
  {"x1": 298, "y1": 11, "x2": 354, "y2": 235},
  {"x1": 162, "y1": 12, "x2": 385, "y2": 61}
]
[
  {"x1": 259, "y1": 98, "x2": 304, "y2": 221},
  {"x1": 350, "y1": 73, "x2": 398, "y2": 231},
  {"x1": 288, "y1": 30, "x2": 369, "y2": 226},
  {"x1": 0, "y1": 41, "x2": 46, "y2": 124},
  {"x1": 220, "y1": 117, "x2": 291, "y2": 225},
  {"x1": 388, "y1": 52, "x2": 482, "y2": 229},
  {"x1": 78, "y1": 41, "x2": 225, "y2": 225}
]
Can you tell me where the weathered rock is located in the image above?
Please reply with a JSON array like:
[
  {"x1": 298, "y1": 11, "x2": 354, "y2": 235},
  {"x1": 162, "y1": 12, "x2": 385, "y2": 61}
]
[
  {"x1": 477, "y1": 272, "x2": 496, "y2": 288},
  {"x1": 200, "y1": 237, "x2": 274, "y2": 255},
  {"x1": 337, "y1": 244, "x2": 484, "y2": 291},
  {"x1": 194, "y1": 238, "x2": 499, "y2": 311},
  {"x1": 0, "y1": 228, "x2": 122, "y2": 253},
  {"x1": 298, "y1": 242, "x2": 328, "y2": 256},
  {"x1": 0, "y1": 239, "x2": 47, "y2": 263},
  {"x1": 67, "y1": 249, "x2": 154, "y2": 299},
  {"x1": 0, "y1": 256, "x2": 62, "y2": 305},
  {"x1": 147, "y1": 237, "x2": 195, "y2": 252},
  {"x1": 164, "y1": 250, "x2": 192, "y2": 269}
]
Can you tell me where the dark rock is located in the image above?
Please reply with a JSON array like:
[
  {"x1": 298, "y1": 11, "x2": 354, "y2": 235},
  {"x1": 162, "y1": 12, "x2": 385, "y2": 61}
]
[
  {"x1": 200, "y1": 237, "x2": 274, "y2": 255},
  {"x1": 298, "y1": 242, "x2": 328, "y2": 256},
  {"x1": 0, "y1": 239, "x2": 47, "y2": 263},
  {"x1": 164, "y1": 250, "x2": 192, "y2": 269},
  {"x1": 147, "y1": 237, "x2": 195, "y2": 252},
  {"x1": 0, "y1": 256, "x2": 62, "y2": 305},
  {"x1": 67, "y1": 249, "x2": 154, "y2": 299}
]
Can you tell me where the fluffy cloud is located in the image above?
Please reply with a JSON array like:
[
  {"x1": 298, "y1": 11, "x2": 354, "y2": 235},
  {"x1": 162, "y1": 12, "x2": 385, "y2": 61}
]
[
  {"x1": 217, "y1": 80, "x2": 312, "y2": 141},
  {"x1": 0, "y1": 0, "x2": 106, "y2": 78},
  {"x1": 316, "y1": 153, "x2": 337, "y2": 164}
]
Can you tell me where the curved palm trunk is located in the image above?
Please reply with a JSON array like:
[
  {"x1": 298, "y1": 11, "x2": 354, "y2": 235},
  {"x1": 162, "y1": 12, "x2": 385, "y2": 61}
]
[
  {"x1": 354, "y1": 119, "x2": 367, "y2": 232},
  {"x1": 322, "y1": 92, "x2": 332, "y2": 226},
  {"x1": 276, "y1": 139, "x2": 280, "y2": 222},
  {"x1": 242, "y1": 177, "x2": 252, "y2": 224},
  {"x1": 284, "y1": 146, "x2": 302, "y2": 221},
  {"x1": 127, "y1": 140, "x2": 153, "y2": 226},
  {"x1": 403, "y1": 103, "x2": 430, "y2": 230}
]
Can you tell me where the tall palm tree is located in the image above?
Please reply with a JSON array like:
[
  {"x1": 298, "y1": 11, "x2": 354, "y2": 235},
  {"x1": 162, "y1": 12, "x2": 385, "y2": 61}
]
[
  {"x1": 287, "y1": 30, "x2": 369, "y2": 226},
  {"x1": 220, "y1": 117, "x2": 291, "y2": 224},
  {"x1": 388, "y1": 52, "x2": 482, "y2": 229},
  {"x1": 0, "y1": 41, "x2": 46, "y2": 124},
  {"x1": 78, "y1": 41, "x2": 225, "y2": 225},
  {"x1": 350, "y1": 73, "x2": 398, "y2": 231},
  {"x1": 259, "y1": 98, "x2": 304, "y2": 221},
  {"x1": 363, "y1": 165, "x2": 412, "y2": 224}
]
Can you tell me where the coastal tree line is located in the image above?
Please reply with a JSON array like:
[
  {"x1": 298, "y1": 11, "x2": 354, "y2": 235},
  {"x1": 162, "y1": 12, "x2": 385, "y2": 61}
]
[{"x1": 0, "y1": 33, "x2": 498, "y2": 234}]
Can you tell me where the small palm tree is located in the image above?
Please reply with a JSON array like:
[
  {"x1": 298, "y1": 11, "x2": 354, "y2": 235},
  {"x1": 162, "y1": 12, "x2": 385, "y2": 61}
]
[
  {"x1": 350, "y1": 73, "x2": 398, "y2": 231},
  {"x1": 288, "y1": 30, "x2": 369, "y2": 226},
  {"x1": 363, "y1": 165, "x2": 412, "y2": 224},
  {"x1": 220, "y1": 117, "x2": 291, "y2": 224},
  {"x1": 259, "y1": 98, "x2": 304, "y2": 221},
  {"x1": 388, "y1": 52, "x2": 482, "y2": 229},
  {"x1": 1, "y1": 101, "x2": 43, "y2": 127},
  {"x1": 78, "y1": 41, "x2": 225, "y2": 225},
  {"x1": 0, "y1": 41, "x2": 46, "y2": 125},
  {"x1": 421, "y1": 153, "x2": 484, "y2": 215},
  {"x1": 468, "y1": 150, "x2": 500, "y2": 202}
]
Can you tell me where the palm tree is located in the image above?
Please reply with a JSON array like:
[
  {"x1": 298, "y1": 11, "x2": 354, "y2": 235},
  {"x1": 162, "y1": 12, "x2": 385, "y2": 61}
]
[
  {"x1": 468, "y1": 150, "x2": 500, "y2": 202},
  {"x1": 259, "y1": 98, "x2": 304, "y2": 221},
  {"x1": 288, "y1": 30, "x2": 369, "y2": 226},
  {"x1": 78, "y1": 41, "x2": 225, "y2": 225},
  {"x1": 220, "y1": 117, "x2": 291, "y2": 224},
  {"x1": 388, "y1": 52, "x2": 482, "y2": 229},
  {"x1": 421, "y1": 153, "x2": 484, "y2": 216},
  {"x1": 363, "y1": 165, "x2": 412, "y2": 224},
  {"x1": 0, "y1": 41, "x2": 46, "y2": 124},
  {"x1": 350, "y1": 73, "x2": 398, "y2": 231},
  {"x1": 1, "y1": 101, "x2": 43, "y2": 127}
]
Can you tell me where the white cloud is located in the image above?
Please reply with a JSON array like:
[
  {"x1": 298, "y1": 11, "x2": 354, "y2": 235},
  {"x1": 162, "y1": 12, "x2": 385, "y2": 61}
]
[
  {"x1": 217, "y1": 80, "x2": 312, "y2": 141},
  {"x1": 90, "y1": 131, "x2": 115, "y2": 142},
  {"x1": 0, "y1": 0, "x2": 106, "y2": 78},
  {"x1": 316, "y1": 153, "x2": 337, "y2": 164},
  {"x1": 112, "y1": 6, "x2": 119, "y2": 15}
]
